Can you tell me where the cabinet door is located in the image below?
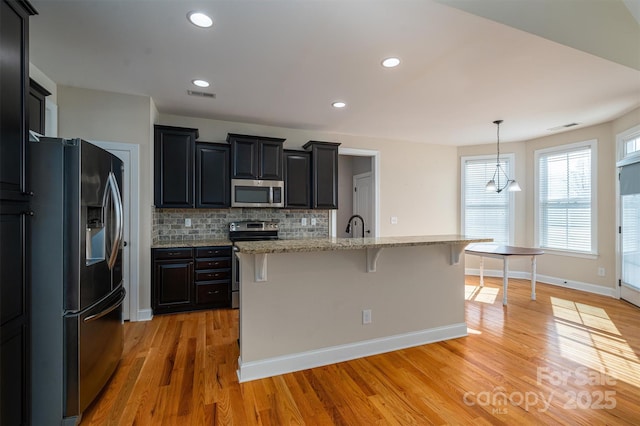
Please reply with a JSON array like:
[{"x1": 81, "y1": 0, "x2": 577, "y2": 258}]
[
  {"x1": 0, "y1": 203, "x2": 30, "y2": 426},
  {"x1": 259, "y1": 140, "x2": 283, "y2": 180},
  {"x1": 230, "y1": 136, "x2": 258, "y2": 179},
  {"x1": 154, "y1": 125, "x2": 197, "y2": 208},
  {"x1": 196, "y1": 143, "x2": 230, "y2": 208},
  {"x1": 306, "y1": 142, "x2": 340, "y2": 209},
  {"x1": 28, "y1": 79, "x2": 50, "y2": 135},
  {"x1": 284, "y1": 151, "x2": 311, "y2": 208},
  {"x1": 153, "y1": 260, "x2": 194, "y2": 311},
  {"x1": 0, "y1": 0, "x2": 33, "y2": 202}
]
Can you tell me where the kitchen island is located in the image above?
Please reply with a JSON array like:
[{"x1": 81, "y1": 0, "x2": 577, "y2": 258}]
[{"x1": 234, "y1": 235, "x2": 490, "y2": 382}]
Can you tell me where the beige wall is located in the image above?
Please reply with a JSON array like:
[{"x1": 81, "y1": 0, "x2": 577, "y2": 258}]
[
  {"x1": 238, "y1": 244, "x2": 465, "y2": 373},
  {"x1": 159, "y1": 113, "x2": 460, "y2": 236},
  {"x1": 57, "y1": 85, "x2": 155, "y2": 312},
  {"x1": 458, "y1": 107, "x2": 640, "y2": 293}
]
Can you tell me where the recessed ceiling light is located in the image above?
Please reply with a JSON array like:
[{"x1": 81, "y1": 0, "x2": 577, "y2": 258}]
[
  {"x1": 381, "y1": 57, "x2": 401, "y2": 68},
  {"x1": 188, "y1": 11, "x2": 213, "y2": 28},
  {"x1": 192, "y1": 79, "x2": 210, "y2": 88},
  {"x1": 332, "y1": 101, "x2": 346, "y2": 108}
]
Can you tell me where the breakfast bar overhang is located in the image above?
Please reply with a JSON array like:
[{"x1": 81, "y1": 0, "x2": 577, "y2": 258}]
[{"x1": 234, "y1": 235, "x2": 490, "y2": 382}]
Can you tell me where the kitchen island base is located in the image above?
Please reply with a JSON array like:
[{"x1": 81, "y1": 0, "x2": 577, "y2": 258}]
[{"x1": 236, "y1": 238, "x2": 485, "y2": 382}]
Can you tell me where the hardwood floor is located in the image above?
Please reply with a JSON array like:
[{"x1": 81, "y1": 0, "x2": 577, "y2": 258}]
[{"x1": 80, "y1": 277, "x2": 640, "y2": 425}]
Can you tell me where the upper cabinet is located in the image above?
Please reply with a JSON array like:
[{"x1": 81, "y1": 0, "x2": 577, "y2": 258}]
[
  {"x1": 196, "y1": 143, "x2": 230, "y2": 208},
  {"x1": 1, "y1": 0, "x2": 37, "y2": 203},
  {"x1": 303, "y1": 141, "x2": 340, "y2": 209},
  {"x1": 154, "y1": 125, "x2": 198, "y2": 208},
  {"x1": 283, "y1": 150, "x2": 311, "y2": 209},
  {"x1": 28, "y1": 79, "x2": 50, "y2": 135},
  {"x1": 154, "y1": 125, "x2": 231, "y2": 209},
  {"x1": 228, "y1": 133, "x2": 285, "y2": 180}
]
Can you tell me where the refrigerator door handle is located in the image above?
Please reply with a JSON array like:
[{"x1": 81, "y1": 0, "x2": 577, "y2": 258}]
[
  {"x1": 104, "y1": 171, "x2": 124, "y2": 270},
  {"x1": 84, "y1": 289, "x2": 126, "y2": 323}
]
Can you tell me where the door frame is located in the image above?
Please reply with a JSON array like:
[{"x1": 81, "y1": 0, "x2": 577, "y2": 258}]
[
  {"x1": 615, "y1": 124, "x2": 640, "y2": 306},
  {"x1": 92, "y1": 140, "x2": 141, "y2": 321},
  {"x1": 331, "y1": 148, "x2": 380, "y2": 238}
]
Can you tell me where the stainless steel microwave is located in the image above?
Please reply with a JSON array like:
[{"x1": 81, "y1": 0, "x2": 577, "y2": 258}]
[{"x1": 231, "y1": 179, "x2": 284, "y2": 208}]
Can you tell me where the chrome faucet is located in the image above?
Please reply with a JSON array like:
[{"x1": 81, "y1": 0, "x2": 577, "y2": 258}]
[{"x1": 345, "y1": 214, "x2": 365, "y2": 237}]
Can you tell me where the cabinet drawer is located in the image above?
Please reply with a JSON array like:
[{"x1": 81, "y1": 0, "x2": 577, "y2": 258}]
[
  {"x1": 196, "y1": 247, "x2": 231, "y2": 258},
  {"x1": 195, "y1": 269, "x2": 230, "y2": 282},
  {"x1": 195, "y1": 258, "x2": 231, "y2": 270},
  {"x1": 196, "y1": 283, "x2": 229, "y2": 304},
  {"x1": 153, "y1": 248, "x2": 193, "y2": 260}
]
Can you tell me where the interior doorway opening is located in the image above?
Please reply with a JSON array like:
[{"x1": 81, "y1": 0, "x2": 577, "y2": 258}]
[{"x1": 332, "y1": 148, "x2": 380, "y2": 238}]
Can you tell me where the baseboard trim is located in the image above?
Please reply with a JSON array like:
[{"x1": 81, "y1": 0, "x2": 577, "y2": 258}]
[
  {"x1": 136, "y1": 309, "x2": 153, "y2": 322},
  {"x1": 465, "y1": 269, "x2": 617, "y2": 298},
  {"x1": 237, "y1": 323, "x2": 468, "y2": 383}
]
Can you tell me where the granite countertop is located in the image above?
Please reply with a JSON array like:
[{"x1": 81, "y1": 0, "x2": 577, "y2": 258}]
[
  {"x1": 151, "y1": 239, "x2": 233, "y2": 249},
  {"x1": 234, "y1": 235, "x2": 492, "y2": 255}
]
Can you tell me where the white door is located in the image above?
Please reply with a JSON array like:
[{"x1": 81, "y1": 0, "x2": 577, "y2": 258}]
[
  {"x1": 92, "y1": 141, "x2": 138, "y2": 321},
  {"x1": 353, "y1": 172, "x2": 374, "y2": 237},
  {"x1": 619, "y1": 161, "x2": 640, "y2": 307}
]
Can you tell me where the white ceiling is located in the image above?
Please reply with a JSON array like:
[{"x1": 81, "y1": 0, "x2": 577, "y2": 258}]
[{"x1": 29, "y1": 0, "x2": 640, "y2": 146}]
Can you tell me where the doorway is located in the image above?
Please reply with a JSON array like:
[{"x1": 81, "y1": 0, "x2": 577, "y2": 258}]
[
  {"x1": 617, "y1": 125, "x2": 640, "y2": 308},
  {"x1": 92, "y1": 141, "x2": 140, "y2": 321},
  {"x1": 333, "y1": 148, "x2": 379, "y2": 238},
  {"x1": 352, "y1": 172, "x2": 373, "y2": 237}
]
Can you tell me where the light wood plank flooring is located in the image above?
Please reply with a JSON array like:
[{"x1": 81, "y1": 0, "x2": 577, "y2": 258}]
[{"x1": 80, "y1": 277, "x2": 640, "y2": 425}]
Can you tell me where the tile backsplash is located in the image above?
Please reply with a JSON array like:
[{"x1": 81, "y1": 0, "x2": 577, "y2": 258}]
[{"x1": 152, "y1": 208, "x2": 330, "y2": 243}]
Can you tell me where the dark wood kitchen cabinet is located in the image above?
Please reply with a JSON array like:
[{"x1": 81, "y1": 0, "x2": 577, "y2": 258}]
[
  {"x1": 194, "y1": 247, "x2": 231, "y2": 308},
  {"x1": 283, "y1": 150, "x2": 311, "y2": 209},
  {"x1": 152, "y1": 248, "x2": 194, "y2": 314},
  {"x1": 196, "y1": 143, "x2": 230, "y2": 208},
  {"x1": 1, "y1": 1, "x2": 37, "y2": 424},
  {"x1": 303, "y1": 141, "x2": 341, "y2": 209},
  {"x1": 153, "y1": 125, "x2": 199, "y2": 208},
  {"x1": 152, "y1": 246, "x2": 231, "y2": 315},
  {"x1": 28, "y1": 79, "x2": 50, "y2": 135},
  {"x1": 228, "y1": 133, "x2": 285, "y2": 180}
]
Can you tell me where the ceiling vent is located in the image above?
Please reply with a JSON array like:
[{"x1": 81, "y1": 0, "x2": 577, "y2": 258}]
[
  {"x1": 187, "y1": 90, "x2": 216, "y2": 99},
  {"x1": 547, "y1": 122, "x2": 580, "y2": 131}
]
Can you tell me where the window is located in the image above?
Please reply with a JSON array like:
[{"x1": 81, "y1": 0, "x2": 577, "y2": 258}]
[
  {"x1": 535, "y1": 140, "x2": 597, "y2": 255},
  {"x1": 461, "y1": 155, "x2": 514, "y2": 245},
  {"x1": 624, "y1": 134, "x2": 640, "y2": 157}
]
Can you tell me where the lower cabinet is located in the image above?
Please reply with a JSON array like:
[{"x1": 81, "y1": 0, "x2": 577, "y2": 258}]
[{"x1": 152, "y1": 246, "x2": 231, "y2": 314}]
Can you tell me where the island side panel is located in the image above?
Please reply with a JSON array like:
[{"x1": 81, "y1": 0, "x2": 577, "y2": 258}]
[{"x1": 238, "y1": 243, "x2": 466, "y2": 365}]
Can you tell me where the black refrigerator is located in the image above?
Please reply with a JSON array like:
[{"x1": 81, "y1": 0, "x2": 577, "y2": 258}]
[{"x1": 30, "y1": 137, "x2": 125, "y2": 425}]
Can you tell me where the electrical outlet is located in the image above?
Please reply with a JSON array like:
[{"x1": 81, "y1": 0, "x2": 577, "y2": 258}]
[
  {"x1": 301, "y1": 218, "x2": 307, "y2": 226},
  {"x1": 311, "y1": 218, "x2": 317, "y2": 226},
  {"x1": 598, "y1": 267, "x2": 605, "y2": 277},
  {"x1": 362, "y1": 309, "x2": 372, "y2": 324},
  {"x1": 390, "y1": 216, "x2": 398, "y2": 225},
  {"x1": 185, "y1": 218, "x2": 192, "y2": 227}
]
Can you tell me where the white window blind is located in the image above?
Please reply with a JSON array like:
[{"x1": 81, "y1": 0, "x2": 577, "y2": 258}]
[
  {"x1": 537, "y1": 141, "x2": 596, "y2": 254},
  {"x1": 462, "y1": 156, "x2": 512, "y2": 245}
]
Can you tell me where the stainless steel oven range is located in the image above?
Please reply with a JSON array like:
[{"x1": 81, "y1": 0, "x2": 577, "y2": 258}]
[{"x1": 229, "y1": 221, "x2": 279, "y2": 308}]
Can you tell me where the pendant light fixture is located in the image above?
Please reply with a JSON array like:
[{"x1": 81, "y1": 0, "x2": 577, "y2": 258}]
[{"x1": 486, "y1": 120, "x2": 521, "y2": 193}]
